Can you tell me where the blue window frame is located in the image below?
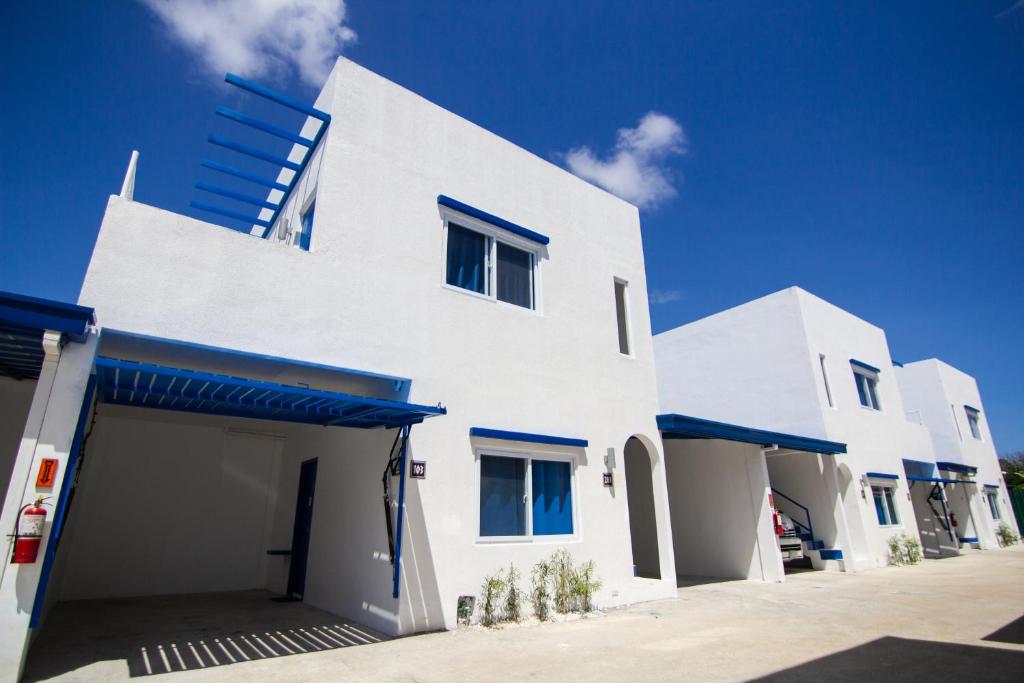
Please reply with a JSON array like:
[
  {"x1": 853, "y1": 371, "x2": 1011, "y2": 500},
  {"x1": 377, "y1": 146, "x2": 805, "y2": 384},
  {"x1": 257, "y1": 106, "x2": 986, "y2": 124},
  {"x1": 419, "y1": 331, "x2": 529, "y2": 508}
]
[
  {"x1": 986, "y1": 491, "x2": 1001, "y2": 520},
  {"x1": 853, "y1": 368, "x2": 881, "y2": 410},
  {"x1": 872, "y1": 485, "x2": 899, "y2": 526},
  {"x1": 479, "y1": 453, "x2": 575, "y2": 538},
  {"x1": 299, "y1": 201, "x2": 315, "y2": 251}
]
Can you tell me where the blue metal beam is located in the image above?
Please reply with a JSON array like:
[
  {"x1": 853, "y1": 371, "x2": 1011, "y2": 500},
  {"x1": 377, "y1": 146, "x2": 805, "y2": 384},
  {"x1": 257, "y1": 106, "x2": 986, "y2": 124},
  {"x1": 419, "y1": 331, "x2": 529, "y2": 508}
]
[
  {"x1": 208, "y1": 135, "x2": 301, "y2": 171},
  {"x1": 190, "y1": 200, "x2": 271, "y2": 229},
  {"x1": 392, "y1": 425, "x2": 411, "y2": 599},
  {"x1": 225, "y1": 73, "x2": 331, "y2": 122},
  {"x1": 200, "y1": 159, "x2": 290, "y2": 192},
  {"x1": 0, "y1": 291, "x2": 95, "y2": 342},
  {"x1": 215, "y1": 106, "x2": 315, "y2": 146},
  {"x1": 260, "y1": 116, "x2": 329, "y2": 239},
  {"x1": 196, "y1": 181, "x2": 280, "y2": 210}
]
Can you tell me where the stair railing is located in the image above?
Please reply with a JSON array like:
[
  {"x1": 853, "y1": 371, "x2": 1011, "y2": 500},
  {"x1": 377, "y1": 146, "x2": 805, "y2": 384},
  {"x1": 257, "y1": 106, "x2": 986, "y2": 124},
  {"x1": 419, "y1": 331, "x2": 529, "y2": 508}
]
[{"x1": 771, "y1": 488, "x2": 815, "y2": 541}]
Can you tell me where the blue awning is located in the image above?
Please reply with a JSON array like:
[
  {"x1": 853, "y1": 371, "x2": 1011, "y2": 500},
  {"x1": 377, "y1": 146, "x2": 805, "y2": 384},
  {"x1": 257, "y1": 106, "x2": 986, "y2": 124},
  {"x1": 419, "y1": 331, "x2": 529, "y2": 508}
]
[
  {"x1": 438, "y1": 195, "x2": 550, "y2": 246},
  {"x1": 850, "y1": 358, "x2": 881, "y2": 374},
  {"x1": 936, "y1": 461, "x2": 977, "y2": 475},
  {"x1": 95, "y1": 357, "x2": 445, "y2": 429},
  {"x1": 469, "y1": 427, "x2": 587, "y2": 448},
  {"x1": 984, "y1": 484, "x2": 1000, "y2": 490},
  {"x1": 903, "y1": 459, "x2": 936, "y2": 479},
  {"x1": 0, "y1": 291, "x2": 95, "y2": 380},
  {"x1": 866, "y1": 472, "x2": 899, "y2": 480},
  {"x1": 906, "y1": 476, "x2": 977, "y2": 486},
  {"x1": 657, "y1": 414, "x2": 846, "y2": 455}
]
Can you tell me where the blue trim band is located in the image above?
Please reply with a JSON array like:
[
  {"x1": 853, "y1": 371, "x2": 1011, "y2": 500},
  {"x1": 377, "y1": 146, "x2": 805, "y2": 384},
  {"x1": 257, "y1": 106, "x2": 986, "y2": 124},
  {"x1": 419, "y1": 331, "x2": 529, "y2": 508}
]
[
  {"x1": 818, "y1": 548, "x2": 843, "y2": 560},
  {"x1": 964, "y1": 404, "x2": 980, "y2": 414},
  {"x1": 892, "y1": 360, "x2": 904, "y2": 368},
  {"x1": 866, "y1": 472, "x2": 899, "y2": 480},
  {"x1": 936, "y1": 461, "x2": 978, "y2": 475},
  {"x1": 0, "y1": 290, "x2": 95, "y2": 342},
  {"x1": 984, "y1": 484, "x2": 1000, "y2": 490},
  {"x1": 657, "y1": 413, "x2": 847, "y2": 455},
  {"x1": 850, "y1": 358, "x2": 881, "y2": 374},
  {"x1": 438, "y1": 195, "x2": 550, "y2": 246},
  {"x1": 469, "y1": 427, "x2": 587, "y2": 448}
]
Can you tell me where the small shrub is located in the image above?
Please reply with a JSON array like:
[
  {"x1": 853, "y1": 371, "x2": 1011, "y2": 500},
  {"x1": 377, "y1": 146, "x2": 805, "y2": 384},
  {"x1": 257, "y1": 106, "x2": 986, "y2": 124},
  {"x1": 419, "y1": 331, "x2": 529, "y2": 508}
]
[
  {"x1": 480, "y1": 571, "x2": 506, "y2": 627},
  {"x1": 888, "y1": 533, "x2": 923, "y2": 566},
  {"x1": 573, "y1": 559, "x2": 602, "y2": 613},
  {"x1": 887, "y1": 534, "x2": 906, "y2": 566},
  {"x1": 903, "y1": 535, "x2": 922, "y2": 564},
  {"x1": 550, "y1": 549, "x2": 576, "y2": 614},
  {"x1": 456, "y1": 595, "x2": 475, "y2": 625},
  {"x1": 531, "y1": 559, "x2": 551, "y2": 621},
  {"x1": 504, "y1": 563, "x2": 523, "y2": 622},
  {"x1": 996, "y1": 522, "x2": 1020, "y2": 547}
]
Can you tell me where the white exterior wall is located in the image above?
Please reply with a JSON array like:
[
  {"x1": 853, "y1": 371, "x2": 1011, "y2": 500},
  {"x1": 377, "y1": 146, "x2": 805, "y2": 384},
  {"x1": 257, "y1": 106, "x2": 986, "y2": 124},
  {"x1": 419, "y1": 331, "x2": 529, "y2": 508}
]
[
  {"x1": 655, "y1": 287, "x2": 929, "y2": 571},
  {"x1": 896, "y1": 359, "x2": 1020, "y2": 544},
  {"x1": 74, "y1": 58, "x2": 676, "y2": 635},
  {"x1": 0, "y1": 378, "x2": 36, "y2": 500}
]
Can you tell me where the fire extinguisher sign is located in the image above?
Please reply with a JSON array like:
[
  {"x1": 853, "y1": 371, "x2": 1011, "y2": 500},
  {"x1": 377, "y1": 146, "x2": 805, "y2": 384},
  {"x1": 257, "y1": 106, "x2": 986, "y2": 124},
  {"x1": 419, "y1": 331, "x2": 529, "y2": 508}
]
[{"x1": 36, "y1": 458, "x2": 58, "y2": 488}]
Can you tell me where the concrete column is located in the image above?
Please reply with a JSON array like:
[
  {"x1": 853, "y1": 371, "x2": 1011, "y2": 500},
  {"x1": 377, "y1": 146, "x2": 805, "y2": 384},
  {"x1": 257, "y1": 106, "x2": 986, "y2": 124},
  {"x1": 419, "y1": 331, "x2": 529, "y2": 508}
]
[
  {"x1": 964, "y1": 486, "x2": 995, "y2": 550},
  {"x1": 823, "y1": 457, "x2": 858, "y2": 572},
  {"x1": 750, "y1": 449, "x2": 784, "y2": 583},
  {"x1": 0, "y1": 332, "x2": 97, "y2": 682}
]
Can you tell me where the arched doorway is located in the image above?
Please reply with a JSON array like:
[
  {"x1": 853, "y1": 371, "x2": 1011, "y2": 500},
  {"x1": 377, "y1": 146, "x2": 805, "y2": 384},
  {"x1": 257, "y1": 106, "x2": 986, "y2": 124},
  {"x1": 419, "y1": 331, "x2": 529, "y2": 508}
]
[{"x1": 624, "y1": 436, "x2": 661, "y2": 579}]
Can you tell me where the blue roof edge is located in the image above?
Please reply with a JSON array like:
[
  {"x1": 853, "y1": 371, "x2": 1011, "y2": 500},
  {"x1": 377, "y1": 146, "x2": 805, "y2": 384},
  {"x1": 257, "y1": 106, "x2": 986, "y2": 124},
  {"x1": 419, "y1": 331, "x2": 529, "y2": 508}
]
[
  {"x1": 656, "y1": 413, "x2": 847, "y2": 455},
  {"x1": 437, "y1": 195, "x2": 550, "y2": 246},
  {"x1": 0, "y1": 290, "x2": 95, "y2": 342}
]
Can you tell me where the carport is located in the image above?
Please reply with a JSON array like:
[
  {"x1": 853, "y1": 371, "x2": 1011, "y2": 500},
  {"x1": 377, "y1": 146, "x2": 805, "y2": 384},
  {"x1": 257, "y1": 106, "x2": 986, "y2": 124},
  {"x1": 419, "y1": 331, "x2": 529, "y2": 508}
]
[
  {"x1": 24, "y1": 330, "x2": 445, "y2": 677},
  {"x1": 903, "y1": 459, "x2": 978, "y2": 558},
  {"x1": 658, "y1": 414, "x2": 848, "y2": 584}
]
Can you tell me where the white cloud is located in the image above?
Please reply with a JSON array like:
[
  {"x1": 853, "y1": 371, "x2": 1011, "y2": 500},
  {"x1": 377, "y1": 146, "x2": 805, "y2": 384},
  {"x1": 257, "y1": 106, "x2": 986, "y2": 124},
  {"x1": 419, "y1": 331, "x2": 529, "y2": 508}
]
[
  {"x1": 564, "y1": 112, "x2": 687, "y2": 209},
  {"x1": 141, "y1": 0, "x2": 357, "y2": 87},
  {"x1": 648, "y1": 288, "x2": 684, "y2": 305}
]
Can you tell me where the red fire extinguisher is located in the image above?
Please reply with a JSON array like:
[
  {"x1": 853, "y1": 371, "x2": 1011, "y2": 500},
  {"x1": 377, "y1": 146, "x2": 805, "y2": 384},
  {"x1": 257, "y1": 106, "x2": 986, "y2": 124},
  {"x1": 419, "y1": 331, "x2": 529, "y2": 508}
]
[
  {"x1": 949, "y1": 512, "x2": 959, "y2": 529},
  {"x1": 12, "y1": 497, "x2": 48, "y2": 564},
  {"x1": 769, "y1": 494, "x2": 784, "y2": 536}
]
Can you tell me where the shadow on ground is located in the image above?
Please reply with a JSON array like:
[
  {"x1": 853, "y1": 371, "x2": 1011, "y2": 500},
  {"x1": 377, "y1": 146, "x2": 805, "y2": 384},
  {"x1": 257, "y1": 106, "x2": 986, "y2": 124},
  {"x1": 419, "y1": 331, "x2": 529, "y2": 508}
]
[
  {"x1": 983, "y1": 614, "x2": 1024, "y2": 645},
  {"x1": 22, "y1": 590, "x2": 388, "y2": 681},
  {"x1": 748, "y1": 636, "x2": 1024, "y2": 682}
]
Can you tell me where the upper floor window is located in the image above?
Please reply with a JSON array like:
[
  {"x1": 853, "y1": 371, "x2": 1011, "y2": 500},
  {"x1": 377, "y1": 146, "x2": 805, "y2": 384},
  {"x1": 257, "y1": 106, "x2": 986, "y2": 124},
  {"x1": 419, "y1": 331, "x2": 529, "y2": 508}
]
[
  {"x1": 851, "y1": 361, "x2": 881, "y2": 411},
  {"x1": 614, "y1": 278, "x2": 631, "y2": 355},
  {"x1": 964, "y1": 406, "x2": 982, "y2": 440},
  {"x1": 444, "y1": 220, "x2": 537, "y2": 310},
  {"x1": 299, "y1": 200, "x2": 315, "y2": 251},
  {"x1": 985, "y1": 490, "x2": 1002, "y2": 520}
]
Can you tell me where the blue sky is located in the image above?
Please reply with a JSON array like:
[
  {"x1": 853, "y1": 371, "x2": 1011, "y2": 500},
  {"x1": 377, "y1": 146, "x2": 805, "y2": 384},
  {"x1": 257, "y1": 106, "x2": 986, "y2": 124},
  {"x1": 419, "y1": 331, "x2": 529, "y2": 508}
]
[{"x1": 1, "y1": 1, "x2": 1022, "y2": 452}]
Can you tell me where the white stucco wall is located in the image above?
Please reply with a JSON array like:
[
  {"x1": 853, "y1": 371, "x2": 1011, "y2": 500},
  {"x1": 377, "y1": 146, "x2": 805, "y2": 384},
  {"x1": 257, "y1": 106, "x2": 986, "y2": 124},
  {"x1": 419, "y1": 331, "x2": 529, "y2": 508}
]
[{"x1": 75, "y1": 57, "x2": 676, "y2": 634}]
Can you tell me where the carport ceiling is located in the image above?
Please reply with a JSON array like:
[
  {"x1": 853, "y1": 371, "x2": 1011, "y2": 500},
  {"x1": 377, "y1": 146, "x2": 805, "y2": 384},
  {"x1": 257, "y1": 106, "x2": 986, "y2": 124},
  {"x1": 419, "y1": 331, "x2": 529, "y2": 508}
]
[{"x1": 95, "y1": 356, "x2": 445, "y2": 429}]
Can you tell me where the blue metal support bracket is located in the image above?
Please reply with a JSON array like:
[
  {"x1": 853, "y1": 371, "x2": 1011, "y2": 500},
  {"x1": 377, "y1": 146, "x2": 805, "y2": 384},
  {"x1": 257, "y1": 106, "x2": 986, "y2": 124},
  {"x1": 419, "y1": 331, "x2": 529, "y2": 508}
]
[
  {"x1": 215, "y1": 106, "x2": 315, "y2": 146},
  {"x1": 208, "y1": 135, "x2": 302, "y2": 171},
  {"x1": 226, "y1": 73, "x2": 332, "y2": 122},
  {"x1": 200, "y1": 160, "x2": 290, "y2": 193},
  {"x1": 190, "y1": 200, "x2": 272, "y2": 229},
  {"x1": 392, "y1": 425, "x2": 411, "y2": 599},
  {"x1": 195, "y1": 181, "x2": 280, "y2": 210}
]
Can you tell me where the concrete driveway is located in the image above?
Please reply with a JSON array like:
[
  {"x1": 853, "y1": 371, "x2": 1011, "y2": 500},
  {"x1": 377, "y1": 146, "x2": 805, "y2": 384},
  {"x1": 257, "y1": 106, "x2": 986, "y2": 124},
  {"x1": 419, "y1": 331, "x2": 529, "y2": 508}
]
[{"x1": 27, "y1": 546, "x2": 1024, "y2": 681}]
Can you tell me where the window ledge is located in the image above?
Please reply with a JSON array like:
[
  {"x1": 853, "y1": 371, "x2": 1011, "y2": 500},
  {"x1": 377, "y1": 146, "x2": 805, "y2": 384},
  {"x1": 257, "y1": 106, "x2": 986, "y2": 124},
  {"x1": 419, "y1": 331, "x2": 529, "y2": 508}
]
[{"x1": 440, "y1": 283, "x2": 541, "y2": 316}]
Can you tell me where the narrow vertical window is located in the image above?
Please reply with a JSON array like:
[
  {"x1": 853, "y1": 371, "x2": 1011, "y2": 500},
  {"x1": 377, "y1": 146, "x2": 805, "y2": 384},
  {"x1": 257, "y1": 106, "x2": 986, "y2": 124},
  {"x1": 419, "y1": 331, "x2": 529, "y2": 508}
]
[
  {"x1": 614, "y1": 279, "x2": 631, "y2": 355},
  {"x1": 819, "y1": 354, "x2": 834, "y2": 407},
  {"x1": 986, "y1": 491, "x2": 1001, "y2": 520},
  {"x1": 531, "y1": 460, "x2": 573, "y2": 535},
  {"x1": 479, "y1": 455, "x2": 526, "y2": 536},
  {"x1": 299, "y1": 201, "x2": 315, "y2": 251},
  {"x1": 872, "y1": 485, "x2": 900, "y2": 526},
  {"x1": 965, "y1": 407, "x2": 982, "y2": 440}
]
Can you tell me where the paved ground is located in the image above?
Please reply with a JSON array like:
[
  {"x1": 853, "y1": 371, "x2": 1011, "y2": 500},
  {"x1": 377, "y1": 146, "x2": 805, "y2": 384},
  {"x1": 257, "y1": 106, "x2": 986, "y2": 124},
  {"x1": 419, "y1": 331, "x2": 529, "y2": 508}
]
[{"x1": 25, "y1": 546, "x2": 1024, "y2": 682}]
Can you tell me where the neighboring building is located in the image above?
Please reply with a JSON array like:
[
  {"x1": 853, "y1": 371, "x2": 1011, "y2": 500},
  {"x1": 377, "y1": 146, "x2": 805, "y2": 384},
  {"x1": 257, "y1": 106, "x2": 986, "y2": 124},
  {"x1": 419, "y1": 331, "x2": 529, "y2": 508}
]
[
  {"x1": 654, "y1": 287, "x2": 937, "y2": 577},
  {"x1": 896, "y1": 359, "x2": 1020, "y2": 550},
  {"x1": 0, "y1": 58, "x2": 677, "y2": 679}
]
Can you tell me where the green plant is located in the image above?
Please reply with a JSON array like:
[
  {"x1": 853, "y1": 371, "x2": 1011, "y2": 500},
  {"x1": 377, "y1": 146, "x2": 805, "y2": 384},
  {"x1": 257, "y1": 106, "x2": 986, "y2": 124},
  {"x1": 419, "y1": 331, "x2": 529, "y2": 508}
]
[
  {"x1": 456, "y1": 595, "x2": 475, "y2": 625},
  {"x1": 480, "y1": 571, "x2": 506, "y2": 627},
  {"x1": 887, "y1": 534, "x2": 906, "y2": 566},
  {"x1": 903, "y1": 535, "x2": 922, "y2": 564},
  {"x1": 996, "y1": 522, "x2": 1020, "y2": 547},
  {"x1": 572, "y1": 559, "x2": 602, "y2": 613},
  {"x1": 530, "y1": 559, "x2": 551, "y2": 621},
  {"x1": 504, "y1": 563, "x2": 523, "y2": 622},
  {"x1": 550, "y1": 549, "x2": 576, "y2": 614}
]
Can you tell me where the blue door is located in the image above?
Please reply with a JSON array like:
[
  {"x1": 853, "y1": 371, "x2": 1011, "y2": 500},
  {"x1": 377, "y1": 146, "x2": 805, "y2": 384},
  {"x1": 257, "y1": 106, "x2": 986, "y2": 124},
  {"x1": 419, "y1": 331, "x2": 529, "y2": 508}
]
[{"x1": 287, "y1": 458, "x2": 318, "y2": 599}]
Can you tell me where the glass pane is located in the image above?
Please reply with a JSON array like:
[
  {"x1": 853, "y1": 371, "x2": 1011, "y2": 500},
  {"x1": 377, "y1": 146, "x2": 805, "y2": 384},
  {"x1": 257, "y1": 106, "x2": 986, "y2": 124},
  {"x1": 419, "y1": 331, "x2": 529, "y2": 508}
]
[
  {"x1": 446, "y1": 224, "x2": 488, "y2": 294},
  {"x1": 884, "y1": 488, "x2": 899, "y2": 525},
  {"x1": 299, "y1": 202, "x2": 315, "y2": 251},
  {"x1": 866, "y1": 376, "x2": 880, "y2": 410},
  {"x1": 532, "y1": 460, "x2": 573, "y2": 535},
  {"x1": 479, "y1": 455, "x2": 526, "y2": 536},
  {"x1": 872, "y1": 487, "x2": 887, "y2": 525},
  {"x1": 855, "y1": 373, "x2": 870, "y2": 407},
  {"x1": 615, "y1": 281, "x2": 630, "y2": 354},
  {"x1": 967, "y1": 414, "x2": 981, "y2": 439},
  {"x1": 496, "y1": 242, "x2": 533, "y2": 309}
]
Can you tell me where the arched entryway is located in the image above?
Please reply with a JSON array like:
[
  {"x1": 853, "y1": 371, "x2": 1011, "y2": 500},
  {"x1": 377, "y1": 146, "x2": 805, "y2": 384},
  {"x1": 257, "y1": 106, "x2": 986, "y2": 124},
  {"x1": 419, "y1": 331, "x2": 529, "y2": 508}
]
[{"x1": 624, "y1": 436, "x2": 661, "y2": 579}]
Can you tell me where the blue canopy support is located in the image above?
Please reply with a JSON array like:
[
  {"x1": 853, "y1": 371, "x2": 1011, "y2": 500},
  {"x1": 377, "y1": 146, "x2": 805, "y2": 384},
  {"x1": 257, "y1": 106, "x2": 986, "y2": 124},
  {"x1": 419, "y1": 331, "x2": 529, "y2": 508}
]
[
  {"x1": 94, "y1": 357, "x2": 445, "y2": 429},
  {"x1": 657, "y1": 413, "x2": 846, "y2": 455}
]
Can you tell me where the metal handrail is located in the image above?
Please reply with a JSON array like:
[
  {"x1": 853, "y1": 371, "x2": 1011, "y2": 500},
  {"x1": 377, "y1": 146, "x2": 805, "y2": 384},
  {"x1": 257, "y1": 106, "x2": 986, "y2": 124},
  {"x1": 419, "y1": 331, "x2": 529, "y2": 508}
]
[{"x1": 771, "y1": 488, "x2": 815, "y2": 541}]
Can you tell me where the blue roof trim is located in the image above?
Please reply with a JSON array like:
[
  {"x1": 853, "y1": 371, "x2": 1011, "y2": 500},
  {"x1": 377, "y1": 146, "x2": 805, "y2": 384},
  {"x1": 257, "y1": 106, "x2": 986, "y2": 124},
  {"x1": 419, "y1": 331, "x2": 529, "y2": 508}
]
[
  {"x1": 818, "y1": 548, "x2": 843, "y2": 561},
  {"x1": 95, "y1": 356, "x2": 445, "y2": 429},
  {"x1": 657, "y1": 414, "x2": 847, "y2": 455},
  {"x1": 936, "y1": 461, "x2": 978, "y2": 475},
  {"x1": 984, "y1": 484, "x2": 1000, "y2": 490},
  {"x1": 892, "y1": 360, "x2": 904, "y2": 368},
  {"x1": 866, "y1": 472, "x2": 899, "y2": 480},
  {"x1": 101, "y1": 329, "x2": 412, "y2": 385},
  {"x1": 437, "y1": 195, "x2": 550, "y2": 246},
  {"x1": 850, "y1": 358, "x2": 881, "y2": 374},
  {"x1": 907, "y1": 476, "x2": 977, "y2": 485},
  {"x1": 964, "y1": 404, "x2": 980, "y2": 414},
  {"x1": 0, "y1": 290, "x2": 95, "y2": 342},
  {"x1": 469, "y1": 427, "x2": 587, "y2": 448},
  {"x1": 958, "y1": 536, "x2": 979, "y2": 544}
]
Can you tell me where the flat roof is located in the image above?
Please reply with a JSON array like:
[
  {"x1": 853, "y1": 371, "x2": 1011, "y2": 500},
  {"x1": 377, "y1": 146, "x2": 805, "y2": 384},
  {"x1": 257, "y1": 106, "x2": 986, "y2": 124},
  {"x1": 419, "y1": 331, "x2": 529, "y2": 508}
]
[{"x1": 657, "y1": 413, "x2": 847, "y2": 455}]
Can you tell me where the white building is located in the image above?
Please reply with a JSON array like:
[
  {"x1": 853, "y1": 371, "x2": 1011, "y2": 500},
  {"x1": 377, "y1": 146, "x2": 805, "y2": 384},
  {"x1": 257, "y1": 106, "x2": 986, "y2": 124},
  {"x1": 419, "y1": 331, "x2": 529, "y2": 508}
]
[
  {"x1": 0, "y1": 58, "x2": 678, "y2": 679},
  {"x1": 653, "y1": 286, "x2": 944, "y2": 577},
  {"x1": 896, "y1": 359, "x2": 1019, "y2": 550}
]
